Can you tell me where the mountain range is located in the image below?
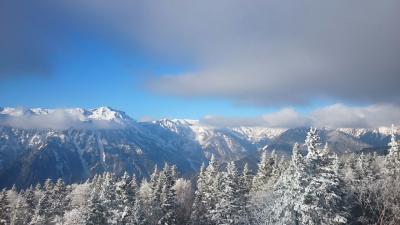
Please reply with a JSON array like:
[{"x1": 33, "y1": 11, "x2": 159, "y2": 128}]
[{"x1": 0, "y1": 106, "x2": 397, "y2": 188}]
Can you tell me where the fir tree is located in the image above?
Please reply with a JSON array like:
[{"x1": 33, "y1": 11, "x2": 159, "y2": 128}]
[
  {"x1": 10, "y1": 194, "x2": 28, "y2": 225},
  {"x1": 24, "y1": 186, "x2": 36, "y2": 222},
  {"x1": 213, "y1": 161, "x2": 247, "y2": 225},
  {"x1": 158, "y1": 163, "x2": 178, "y2": 225},
  {"x1": 385, "y1": 124, "x2": 400, "y2": 177},
  {"x1": 299, "y1": 136, "x2": 347, "y2": 225},
  {"x1": 203, "y1": 154, "x2": 220, "y2": 224},
  {"x1": 190, "y1": 163, "x2": 208, "y2": 225},
  {"x1": 0, "y1": 189, "x2": 11, "y2": 225},
  {"x1": 116, "y1": 171, "x2": 136, "y2": 225},
  {"x1": 52, "y1": 178, "x2": 71, "y2": 221},
  {"x1": 305, "y1": 127, "x2": 321, "y2": 160},
  {"x1": 30, "y1": 179, "x2": 54, "y2": 225},
  {"x1": 85, "y1": 176, "x2": 108, "y2": 225}
]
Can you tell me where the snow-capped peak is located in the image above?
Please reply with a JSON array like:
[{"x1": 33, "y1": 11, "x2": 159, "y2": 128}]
[{"x1": 88, "y1": 106, "x2": 130, "y2": 122}]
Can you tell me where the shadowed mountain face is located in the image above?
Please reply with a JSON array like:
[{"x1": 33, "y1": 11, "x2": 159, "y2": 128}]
[{"x1": 0, "y1": 107, "x2": 397, "y2": 188}]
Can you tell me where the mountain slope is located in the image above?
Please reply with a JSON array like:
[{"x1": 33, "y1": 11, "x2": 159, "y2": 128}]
[{"x1": 0, "y1": 107, "x2": 397, "y2": 188}]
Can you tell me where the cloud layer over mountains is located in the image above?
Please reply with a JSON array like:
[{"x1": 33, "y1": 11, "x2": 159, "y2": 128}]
[
  {"x1": 1, "y1": 104, "x2": 399, "y2": 129},
  {"x1": 0, "y1": 107, "x2": 132, "y2": 129},
  {"x1": 201, "y1": 104, "x2": 400, "y2": 128}
]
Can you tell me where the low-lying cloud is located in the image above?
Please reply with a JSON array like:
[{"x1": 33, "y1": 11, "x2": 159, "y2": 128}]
[
  {"x1": 0, "y1": 108, "x2": 130, "y2": 130},
  {"x1": 200, "y1": 104, "x2": 400, "y2": 128}
]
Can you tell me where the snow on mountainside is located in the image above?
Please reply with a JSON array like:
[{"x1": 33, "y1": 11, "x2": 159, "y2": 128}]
[
  {"x1": 337, "y1": 127, "x2": 399, "y2": 137},
  {"x1": 232, "y1": 127, "x2": 287, "y2": 143},
  {"x1": 0, "y1": 106, "x2": 398, "y2": 188}
]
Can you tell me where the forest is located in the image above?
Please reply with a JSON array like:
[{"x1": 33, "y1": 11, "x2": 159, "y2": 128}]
[{"x1": 0, "y1": 127, "x2": 399, "y2": 225}]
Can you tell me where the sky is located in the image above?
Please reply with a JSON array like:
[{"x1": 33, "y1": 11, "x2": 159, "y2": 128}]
[{"x1": 0, "y1": 0, "x2": 399, "y2": 128}]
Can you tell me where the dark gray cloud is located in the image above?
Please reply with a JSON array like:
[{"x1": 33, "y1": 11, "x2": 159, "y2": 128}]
[
  {"x1": 201, "y1": 104, "x2": 400, "y2": 128},
  {"x1": 138, "y1": 0, "x2": 400, "y2": 106}
]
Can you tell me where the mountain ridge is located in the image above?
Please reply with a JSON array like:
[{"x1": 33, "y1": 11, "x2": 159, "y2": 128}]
[{"x1": 0, "y1": 106, "x2": 397, "y2": 188}]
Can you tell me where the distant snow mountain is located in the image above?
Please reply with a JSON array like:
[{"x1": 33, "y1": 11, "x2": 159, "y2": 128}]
[{"x1": 0, "y1": 107, "x2": 397, "y2": 188}]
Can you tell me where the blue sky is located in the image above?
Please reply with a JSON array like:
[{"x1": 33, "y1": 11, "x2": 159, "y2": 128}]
[
  {"x1": 0, "y1": 1, "x2": 399, "y2": 127},
  {"x1": 0, "y1": 35, "x2": 273, "y2": 120}
]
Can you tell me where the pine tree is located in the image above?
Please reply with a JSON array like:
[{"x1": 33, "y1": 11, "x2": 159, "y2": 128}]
[
  {"x1": 252, "y1": 150, "x2": 278, "y2": 192},
  {"x1": 23, "y1": 186, "x2": 36, "y2": 223},
  {"x1": 240, "y1": 163, "x2": 252, "y2": 224},
  {"x1": 203, "y1": 154, "x2": 220, "y2": 224},
  {"x1": 86, "y1": 176, "x2": 108, "y2": 225},
  {"x1": 116, "y1": 171, "x2": 136, "y2": 225},
  {"x1": 305, "y1": 127, "x2": 321, "y2": 160},
  {"x1": 0, "y1": 189, "x2": 11, "y2": 225},
  {"x1": 174, "y1": 178, "x2": 193, "y2": 225},
  {"x1": 158, "y1": 163, "x2": 178, "y2": 225},
  {"x1": 10, "y1": 193, "x2": 28, "y2": 225},
  {"x1": 52, "y1": 178, "x2": 71, "y2": 222},
  {"x1": 213, "y1": 161, "x2": 247, "y2": 225},
  {"x1": 385, "y1": 124, "x2": 400, "y2": 177},
  {"x1": 242, "y1": 163, "x2": 252, "y2": 193},
  {"x1": 100, "y1": 173, "x2": 117, "y2": 224},
  {"x1": 135, "y1": 174, "x2": 161, "y2": 225},
  {"x1": 133, "y1": 196, "x2": 147, "y2": 225},
  {"x1": 299, "y1": 136, "x2": 347, "y2": 225},
  {"x1": 253, "y1": 143, "x2": 305, "y2": 225},
  {"x1": 30, "y1": 179, "x2": 54, "y2": 225},
  {"x1": 190, "y1": 163, "x2": 208, "y2": 225}
]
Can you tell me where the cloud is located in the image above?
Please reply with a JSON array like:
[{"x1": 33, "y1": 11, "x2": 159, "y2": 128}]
[
  {"x1": 200, "y1": 104, "x2": 400, "y2": 128},
  {"x1": 112, "y1": 0, "x2": 398, "y2": 106},
  {"x1": 311, "y1": 104, "x2": 400, "y2": 128},
  {"x1": 0, "y1": 108, "x2": 130, "y2": 129},
  {"x1": 262, "y1": 108, "x2": 312, "y2": 128},
  {"x1": 2, "y1": 1, "x2": 399, "y2": 106},
  {"x1": 0, "y1": 1, "x2": 59, "y2": 77}
]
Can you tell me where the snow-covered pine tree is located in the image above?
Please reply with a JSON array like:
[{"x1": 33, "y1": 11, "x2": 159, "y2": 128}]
[
  {"x1": 34, "y1": 183, "x2": 43, "y2": 204},
  {"x1": 30, "y1": 179, "x2": 55, "y2": 225},
  {"x1": 85, "y1": 176, "x2": 108, "y2": 225},
  {"x1": 62, "y1": 208, "x2": 86, "y2": 225},
  {"x1": 213, "y1": 161, "x2": 248, "y2": 225},
  {"x1": 251, "y1": 151, "x2": 269, "y2": 192},
  {"x1": 52, "y1": 178, "x2": 71, "y2": 222},
  {"x1": 203, "y1": 154, "x2": 221, "y2": 224},
  {"x1": 242, "y1": 163, "x2": 252, "y2": 194},
  {"x1": 385, "y1": 124, "x2": 400, "y2": 177},
  {"x1": 135, "y1": 175, "x2": 160, "y2": 225},
  {"x1": 240, "y1": 163, "x2": 253, "y2": 224},
  {"x1": 100, "y1": 172, "x2": 118, "y2": 224},
  {"x1": 252, "y1": 142, "x2": 305, "y2": 225},
  {"x1": 190, "y1": 163, "x2": 208, "y2": 225},
  {"x1": 174, "y1": 178, "x2": 193, "y2": 225},
  {"x1": 305, "y1": 127, "x2": 321, "y2": 160},
  {"x1": 251, "y1": 150, "x2": 279, "y2": 192},
  {"x1": 0, "y1": 189, "x2": 11, "y2": 225},
  {"x1": 158, "y1": 163, "x2": 178, "y2": 225},
  {"x1": 133, "y1": 194, "x2": 147, "y2": 225},
  {"x1": 10, "y1": 193, "x2": 28, "y2": 225},
  {"x1": 269, "y1": 150, "x2": 283, "y2": 185},
  {"x1": 299, "y1": 132, "x2": 347, "y2": 225},
  {"x1": 23, "y1": 186, "x2": 36, "y2": 223},
  {"x1": 115, "y1": 171, "x2": 136, "y2": 224}
]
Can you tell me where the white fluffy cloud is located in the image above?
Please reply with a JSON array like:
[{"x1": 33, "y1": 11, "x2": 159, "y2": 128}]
[
  {"x1": 201, "y1": 104, "x2": 400, "y2": 128},
  {"x1": 0, "y1": 107, "x2": 131, "y2": 129}
]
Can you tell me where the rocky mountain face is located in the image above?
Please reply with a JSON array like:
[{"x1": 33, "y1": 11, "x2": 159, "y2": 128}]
[{"x1": 0, "y1": 107, "x2": 397, "y2": 188}]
